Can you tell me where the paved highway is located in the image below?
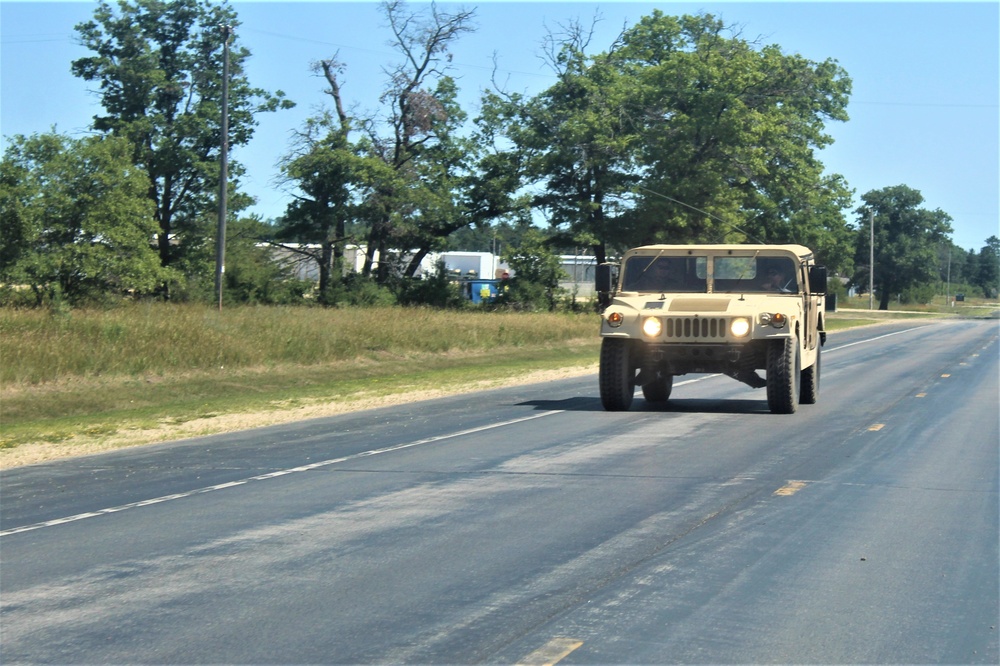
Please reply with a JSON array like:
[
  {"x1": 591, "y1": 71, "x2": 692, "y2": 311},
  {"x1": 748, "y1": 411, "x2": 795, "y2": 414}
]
[{"x1": 2, "y1": 319, "x2": 997, "y2": 664}]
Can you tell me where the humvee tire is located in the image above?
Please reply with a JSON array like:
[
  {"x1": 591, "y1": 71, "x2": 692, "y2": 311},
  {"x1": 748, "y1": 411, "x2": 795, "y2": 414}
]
[
  {"x1": 767, "y1": 337, "x2": 799, "y2": 414},
  {"x1": 800, "y1": 344, "x2": 820, "y2": 405},
  {"x1": 599, "y1": 338, "x2": 635, "y2": 411},
  {"x1": 642, "y1": 374, "x2": 673, "y2": 403}
]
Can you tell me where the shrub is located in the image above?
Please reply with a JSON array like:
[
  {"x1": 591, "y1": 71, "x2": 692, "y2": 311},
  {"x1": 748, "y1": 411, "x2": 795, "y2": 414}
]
[{"x1": 397, "y1": 262, "x2": 469, "y2": 309}]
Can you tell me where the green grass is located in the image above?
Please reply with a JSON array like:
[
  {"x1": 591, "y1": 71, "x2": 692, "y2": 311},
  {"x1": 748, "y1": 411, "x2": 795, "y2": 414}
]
[
  {"x1": 1, "y1": 303, "x2": 597, "y2": 384},
  {"x1": 0, "y1": 304, "x2": 601, "y2": 455},
  {"x1": 834, "y1": 294, "x2": 999, "y2": 318},
  {"x1": 825, "y1": 294, "x2": 999, "y2": 330}
]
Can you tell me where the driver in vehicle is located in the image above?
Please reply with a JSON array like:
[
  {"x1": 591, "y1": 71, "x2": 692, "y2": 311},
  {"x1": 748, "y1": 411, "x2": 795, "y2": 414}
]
[
  {"x1": 760, "y1": 265, "x2": 794, "y2": 292},
  {"x1": 632, "y1": 258, "x2": 676, "y2": 291}
]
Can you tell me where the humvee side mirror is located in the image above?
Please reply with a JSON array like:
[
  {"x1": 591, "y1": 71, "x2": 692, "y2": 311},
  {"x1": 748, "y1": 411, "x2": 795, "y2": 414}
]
[
  {"x1": 596, "y1": 263, "x2": 616, "y2": 309},
  {"x1": 595, "y1": 263, "x2": 615, "y2": 293},
  {"x1": 809, "y1": 265, "x2": 828, "y2": 295}
]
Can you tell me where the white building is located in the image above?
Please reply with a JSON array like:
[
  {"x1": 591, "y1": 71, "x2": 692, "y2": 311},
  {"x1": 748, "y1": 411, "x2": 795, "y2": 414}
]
[{"x1": 263, "y1": 244, "x2": 598, "y2": 295}]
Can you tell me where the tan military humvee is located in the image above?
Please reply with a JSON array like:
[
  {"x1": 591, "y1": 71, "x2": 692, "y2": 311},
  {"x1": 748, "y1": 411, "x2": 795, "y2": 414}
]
[{"x1": 595, "y1": 244, "x2": 827, "y2": 414}]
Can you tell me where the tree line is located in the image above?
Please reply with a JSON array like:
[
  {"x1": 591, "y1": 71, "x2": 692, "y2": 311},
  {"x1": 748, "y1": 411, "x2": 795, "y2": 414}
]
[{"x1": 2, "y1": 0, "x2": 997, "y2": 310}]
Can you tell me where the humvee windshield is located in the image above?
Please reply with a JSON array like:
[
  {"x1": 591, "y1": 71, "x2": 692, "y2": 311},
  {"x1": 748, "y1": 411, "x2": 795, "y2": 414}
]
[{"x1": 622, "y1": 255, "x2": 797, "y2": 293}]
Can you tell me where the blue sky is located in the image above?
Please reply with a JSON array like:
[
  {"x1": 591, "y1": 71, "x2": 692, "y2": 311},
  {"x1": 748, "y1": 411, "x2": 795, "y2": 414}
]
[{"x1": 2, "y1": 1, "x2": 998, "y2": 251}]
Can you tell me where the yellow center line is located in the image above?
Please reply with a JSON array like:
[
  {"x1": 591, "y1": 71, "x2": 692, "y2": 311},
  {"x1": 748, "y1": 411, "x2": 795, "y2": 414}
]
[
  {"x1": 516, "y1": 637, "x2": 584, "y2": 666},
  {"x1": 915, "y1": 393, "x2": 927, "y2": 398},
  {"x1": 868, "y1": 423, "x2": 885, "y2": 431},
  {"x1": 774, "y1": 480, "x2": 808, "y2": 496},
  {"x1": 941, "y1": 373, "x2": 951, "y2": 378}
]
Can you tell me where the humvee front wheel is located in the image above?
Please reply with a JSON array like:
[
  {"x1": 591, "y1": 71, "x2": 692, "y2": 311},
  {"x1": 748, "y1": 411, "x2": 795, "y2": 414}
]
[
  {"x1": 599, "y1": 338, "x2": 635, "y2": 411},
  {"x1": 766, "y1": 337, "x2": 800, "y2": 414},
  {"x1": 642, "y1": 374, "x2": 673, "y2": 403}
]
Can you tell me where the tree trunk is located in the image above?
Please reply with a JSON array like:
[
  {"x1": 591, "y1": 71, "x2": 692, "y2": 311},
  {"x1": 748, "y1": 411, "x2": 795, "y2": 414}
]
[
  {"x1": 319, "y1": 242, "x2": 334, "y2": 294},
  {"x1": 405, "y1": 248, "x2": 431, "y2": 278}
]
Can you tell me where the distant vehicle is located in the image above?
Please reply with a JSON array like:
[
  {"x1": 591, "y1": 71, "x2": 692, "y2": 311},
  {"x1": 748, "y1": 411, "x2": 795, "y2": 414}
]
[{"x1": 595, "y1": 244, "x2": 827, "y2": 414}]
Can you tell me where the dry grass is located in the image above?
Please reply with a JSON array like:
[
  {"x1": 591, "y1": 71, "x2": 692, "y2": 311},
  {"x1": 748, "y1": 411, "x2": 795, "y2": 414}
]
[
  {"x1": 1, "y1": 303, "x2": 597, "y2": 385},
  {"x1": 0, "y1": 304, "x2": 602, "y2": 467}
]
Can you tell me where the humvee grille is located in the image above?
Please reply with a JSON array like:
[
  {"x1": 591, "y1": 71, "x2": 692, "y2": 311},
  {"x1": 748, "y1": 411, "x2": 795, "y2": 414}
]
[{"x1": 663, "y1": 316, "x2": 728, "y2": 339}]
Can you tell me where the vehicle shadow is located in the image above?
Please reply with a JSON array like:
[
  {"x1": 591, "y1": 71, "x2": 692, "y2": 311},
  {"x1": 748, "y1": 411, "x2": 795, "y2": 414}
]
[{"x1": 517, "y1": 397, "x2": 771, "y2": 414}]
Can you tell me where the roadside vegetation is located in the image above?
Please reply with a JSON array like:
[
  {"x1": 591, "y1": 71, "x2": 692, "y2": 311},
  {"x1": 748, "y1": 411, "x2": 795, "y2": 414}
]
[{"x1": 0, "y1": 305, "x2": 600, "y2": 464}]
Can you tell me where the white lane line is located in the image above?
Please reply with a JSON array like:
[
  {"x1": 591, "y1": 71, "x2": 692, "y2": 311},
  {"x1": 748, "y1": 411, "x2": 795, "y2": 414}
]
[
  {"x1": 675, "y1": 374, "x2": 722, "y2": 385},
  {"x1": 0, "y1": 410, "x2": 564, "y2": 537},
  {"x1": 825, "y1": 326, "x2": 929, "y2": 354}
]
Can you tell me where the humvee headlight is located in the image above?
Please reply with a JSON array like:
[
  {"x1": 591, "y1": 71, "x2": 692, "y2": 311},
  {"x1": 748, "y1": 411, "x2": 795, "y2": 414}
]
[
  {"x1": 642, "y1": 316, "x2": 662, "y2": 338},
  {"x1": 730, "y1": 317, "x2": 751, "y2": 337},
  {"x1": 607, "y1": 312, "x2": 624, "y2": 328}
]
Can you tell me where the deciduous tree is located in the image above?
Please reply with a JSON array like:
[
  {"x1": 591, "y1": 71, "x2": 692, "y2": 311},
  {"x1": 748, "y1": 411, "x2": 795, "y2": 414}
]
[
  {"x1": 281, "y1": 1, "x2": 477, "y2": 292},
  {"x1": 277, "y1": 57, "x2": 394, "y2": 303},
  {"x1": 0, "y1": 132, "x2": 167, "y2": 305},
  {"x1": 621, "y1": 13, "x2": 852, "y2": 257},
  {"x1": 72, "y1": 0, "x2": 293, "y2": 295},
  {"x1": 853, "y1": 185, "x2": 953, "y2": 310},
  {"x1": 977, "y1": 236, "x2": 1000, "y2": 297},
  {"x1": 484, "y1": 11, "x2": 855, "y2": 271}
]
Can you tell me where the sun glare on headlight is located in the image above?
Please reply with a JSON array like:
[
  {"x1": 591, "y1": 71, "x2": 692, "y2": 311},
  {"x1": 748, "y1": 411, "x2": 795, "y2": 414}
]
[
  {"x1": 730, "y1": 317, "x2": 750, "y2": 337},
  {"x1": 642, "y1": 317, "x2": 662, "y2": 337}
]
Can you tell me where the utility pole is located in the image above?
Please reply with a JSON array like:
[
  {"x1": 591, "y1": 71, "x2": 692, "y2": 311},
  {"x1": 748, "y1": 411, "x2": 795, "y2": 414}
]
[
  {"x1": 869, "y1": 209, "x2": 874, "y2": 311},
  {"x1": 215, "y1": 24, "x2": 232, "y2": 311},
  {"x1": 946, "y1": 246, "x2": 952, "y2": 307}
]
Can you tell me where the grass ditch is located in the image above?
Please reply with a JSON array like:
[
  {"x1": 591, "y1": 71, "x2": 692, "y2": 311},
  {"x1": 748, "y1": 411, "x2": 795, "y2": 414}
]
[{"x1": 1, "y1": 305, "x2": 601, "y2": 466}]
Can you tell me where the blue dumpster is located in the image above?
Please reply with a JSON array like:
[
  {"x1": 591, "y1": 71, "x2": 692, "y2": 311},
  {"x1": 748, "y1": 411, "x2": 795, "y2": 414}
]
[{"x1": 469, "y1": 279, "x2": 500, "y2": 303}]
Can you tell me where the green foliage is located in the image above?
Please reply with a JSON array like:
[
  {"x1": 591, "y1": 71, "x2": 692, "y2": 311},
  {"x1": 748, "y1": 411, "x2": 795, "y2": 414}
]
[
  {"x1": 623, "y1": 14, "x2": 852, "y2": 255},
  {"x1": 0, "y1": 132, "x2": 170, "y2": 306},
  {"x1": 72, "y1": 0, "x2": 294, "y2": 288},
  {"x1": 899, "y1": 283, "x2": 937, "y2": 306},
  {"x1": 0, "y1": 304, "x2": 599, "y2": 387},
  {"x1": 852, "y1": 185, "x2": 953, "y2": 310},
  {"x1": 825, "y1": 274, "x2": 848, "y2": 303},
  {"x1": 498, "y1": 230, "x2": 567, "y2": 311},
  {"x1": 479, "y1": 11, "x2": 855, "y2": 270},
  {"x1": 977, "y1": 236, "x2": 1000, "y2": 298},
  {"x1": 397, "y1": 261, "x2": 469, "y2": 309},
  {"x1": 223, "y1": 217, "x2": 312, "y2": 305},
  {"x1": 277, "y1": 107, "x2": 393, "y2": 297},
  {"x1": 323, "y1": 274, "x2": 397, "y2": 307},
  {"x1": 278, "y1": 3, "x2": 480, "y2": 292}
]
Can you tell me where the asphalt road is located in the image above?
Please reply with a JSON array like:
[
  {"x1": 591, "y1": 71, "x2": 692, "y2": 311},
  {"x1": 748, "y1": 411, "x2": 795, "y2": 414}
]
[{"x1": 2, "y1": 319, "x2": 998, "y2": 664}]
